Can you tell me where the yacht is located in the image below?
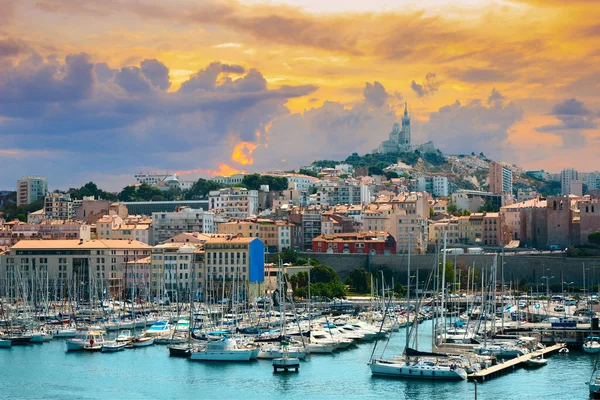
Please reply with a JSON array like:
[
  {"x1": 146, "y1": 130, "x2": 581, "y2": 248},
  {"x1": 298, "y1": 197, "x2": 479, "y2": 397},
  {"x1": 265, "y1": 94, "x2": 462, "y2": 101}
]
[
  {"x1": 116, "y1": 330, "x2": 134, "y2": 344},
  {"x1": 257, "y1": 343, "x2": 308, "y2": 359},
  {"x1": 144, "y1": 321, "x2": 171, "y2": 337},
  {"x1": 66, "y1": 329, "x2": 107, "y2": 352},
  {"x1": 190, "y1": 337, "x2": 254, "y2": 361},
  {"x1": 370, "y1": 357, "x2": 468, "y2": 380}
]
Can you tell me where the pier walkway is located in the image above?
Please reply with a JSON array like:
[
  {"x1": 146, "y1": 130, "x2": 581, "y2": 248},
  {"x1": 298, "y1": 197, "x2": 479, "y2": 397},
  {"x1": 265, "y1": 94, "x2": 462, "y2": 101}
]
[{"x1": 467, "y1": 343, "x2": 565, "y2": 382}]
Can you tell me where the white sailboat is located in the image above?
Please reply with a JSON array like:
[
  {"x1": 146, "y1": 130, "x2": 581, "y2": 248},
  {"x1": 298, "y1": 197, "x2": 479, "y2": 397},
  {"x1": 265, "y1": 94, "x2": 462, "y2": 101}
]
[
  {"x1": 369, "y1": 233, "x2": 468, "y2": 381},
  {"x1": 584, "y1": 336, "x2": 600, "y2": 354}
]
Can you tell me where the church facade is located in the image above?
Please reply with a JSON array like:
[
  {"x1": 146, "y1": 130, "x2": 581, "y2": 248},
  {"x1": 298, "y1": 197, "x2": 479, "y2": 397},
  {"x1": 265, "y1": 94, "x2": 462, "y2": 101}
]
[{"x1": 374, "y1": 103, "x2": 435, "y2": 155}]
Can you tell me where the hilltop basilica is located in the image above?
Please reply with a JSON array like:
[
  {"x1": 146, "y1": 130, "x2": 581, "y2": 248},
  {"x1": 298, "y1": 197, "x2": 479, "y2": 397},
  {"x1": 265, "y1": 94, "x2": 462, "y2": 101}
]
[{"x1": 374, "y1": 103, "x2": 435, "y2": 154}]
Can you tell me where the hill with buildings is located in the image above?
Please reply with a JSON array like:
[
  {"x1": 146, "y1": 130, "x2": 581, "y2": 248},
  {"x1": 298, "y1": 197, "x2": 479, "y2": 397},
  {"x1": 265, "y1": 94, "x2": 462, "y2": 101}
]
[{"x1": 309, "y1": 150, "x2": 562, "y2": 198}]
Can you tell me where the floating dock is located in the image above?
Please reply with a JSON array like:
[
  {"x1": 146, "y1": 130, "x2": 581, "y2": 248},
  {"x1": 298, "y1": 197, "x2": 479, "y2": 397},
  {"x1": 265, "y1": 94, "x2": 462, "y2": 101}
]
[{"x1": 467, "y1": 343, "x2": 565, "y2": 382}]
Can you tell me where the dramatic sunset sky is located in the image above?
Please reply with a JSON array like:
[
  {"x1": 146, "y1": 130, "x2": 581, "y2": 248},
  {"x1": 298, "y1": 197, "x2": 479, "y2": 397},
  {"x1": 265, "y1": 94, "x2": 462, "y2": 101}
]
[{"x1": 0, "y1": 0, "x2": 599, "y2": 190}]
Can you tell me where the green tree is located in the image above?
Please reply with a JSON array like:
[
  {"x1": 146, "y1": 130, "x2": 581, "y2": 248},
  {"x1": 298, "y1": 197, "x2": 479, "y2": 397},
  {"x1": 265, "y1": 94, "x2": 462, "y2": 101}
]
[
  {"x1": 478, "y1": 200, "x2": 499, "y2": 213},
  {"x1": 383, "y1": 171, "x2": 398, "y2": 180},
  {"x1": 344, "y1": 268, "x2": 371, "y2": 293},
  {"x1": 369, "y1": 166, "x2": 383, "y2": 176},
  {"x1": 289, "y1": 271, "x2": 308, "y2": 291},
  {"x1": 429, "y1": 206, "x2": 435, "y2": 218},
  {"x1": 16, "y1": 213, "x2": 26, "y2": 222},
  {"x1": 310, "y1": 264, "x2": 338, "y2": 284},
  {"x1": 118, "y1": 185, "x2": 137, "y2": 202},
  {"x1": 589, "y1": 232, "x2": 600, "y2": 247},
  {"x1": 447, "y1": 204, "x2": 458, "y2": 215},
  {"x1": 394, "y1": 282, "x2": 406, "y2": 297},
  {"x1": 69, "y1": 181, "x2": 118, "y2": 201},
  {"x1": 281, "y1": 248, "x2": 299, "y2": 264},
  {"x1": 298, "y1": 169, "x2": 319, "y2": 178},
  {"x1": 185, "y1": 178, "x2": 222, "y2": 200}
]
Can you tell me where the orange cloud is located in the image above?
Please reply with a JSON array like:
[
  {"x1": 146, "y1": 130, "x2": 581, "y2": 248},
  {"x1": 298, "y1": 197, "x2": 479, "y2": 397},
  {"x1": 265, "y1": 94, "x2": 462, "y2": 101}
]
[
  {"x1": 231, "y1": 141, "x2": 258, "y2": 165},
  {"x1": 176, "y1": 163, "x2": 245, "y2": 177}
]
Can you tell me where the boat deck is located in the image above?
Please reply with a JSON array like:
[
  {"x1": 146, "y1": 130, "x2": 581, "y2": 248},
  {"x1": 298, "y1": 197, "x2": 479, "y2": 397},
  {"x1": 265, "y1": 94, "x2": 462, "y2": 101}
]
[{"x1": 467, "y1": 343, "x2": 565, "y2": 382}]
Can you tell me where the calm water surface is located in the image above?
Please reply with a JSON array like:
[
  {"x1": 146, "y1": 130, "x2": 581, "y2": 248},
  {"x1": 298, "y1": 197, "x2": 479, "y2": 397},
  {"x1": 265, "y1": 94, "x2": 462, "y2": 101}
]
[{"x1": 0, "y1": 323, "x2": 594, "y2": 400}]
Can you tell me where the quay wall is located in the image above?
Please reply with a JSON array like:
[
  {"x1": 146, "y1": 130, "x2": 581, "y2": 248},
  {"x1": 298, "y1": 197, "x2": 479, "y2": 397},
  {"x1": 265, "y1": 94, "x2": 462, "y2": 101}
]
[{"x1": 299, "y1": 252, "x2": 600, "y2": 287}]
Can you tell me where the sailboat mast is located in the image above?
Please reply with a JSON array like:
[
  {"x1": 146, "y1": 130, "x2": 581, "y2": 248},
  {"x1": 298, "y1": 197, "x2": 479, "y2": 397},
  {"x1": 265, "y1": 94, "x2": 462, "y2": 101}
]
[
  {"x1": 440, "y1": 232, "x2": 447, "y2": 334},
  {"x1": 406, "y1": 234, "x2": 411, "y2": 352}
]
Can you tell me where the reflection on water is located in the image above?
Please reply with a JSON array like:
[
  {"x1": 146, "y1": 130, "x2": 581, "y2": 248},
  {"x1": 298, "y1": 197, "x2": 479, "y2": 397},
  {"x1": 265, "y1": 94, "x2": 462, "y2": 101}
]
[{"x1": 0, "y1": 320, "x2": 593, "y2": 400}]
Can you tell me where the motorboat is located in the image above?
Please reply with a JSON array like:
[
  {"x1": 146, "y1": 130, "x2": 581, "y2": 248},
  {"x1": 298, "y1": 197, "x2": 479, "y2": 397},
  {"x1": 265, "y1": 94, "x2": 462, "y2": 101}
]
[
  {"x1": 0, "y1": 338, "x2": 11, "y2": 348},
  {"x1": 190, "y1": 338, "x2": 254, "y2": 361},
  {"x1": 583, "y1": 336, "x2": 600, "y2": 354},
  {"x1": 66, "y1": 329, "x2": 107, "y2": 352},
  {"x1": 257, "y1": 343, "x2": 308, "y2": 359},
  {"x1": 52, "y1": 328, "x2": 77, "y2": 338},
  {"x1": 116, "y1": 330, "x2": 134, "y2": 344},
  {"x1": 474, "y1": 343, "x2": 529, "y2": 359},
  {"x1": 101, "y1": 341, "x2": 126, "y2": 352},
  {"x1": 144, "y1": 321, "x2": 171, "y2": 337},
  {"x1": 129, "y1": 336, "x2": 154, "y2": 348},
  {"x1": 524, "y1": 354, "x2": 548, "y2": 368},
  {"x1": 370, "y1": 357, "x2": 468, "y2": 380}
]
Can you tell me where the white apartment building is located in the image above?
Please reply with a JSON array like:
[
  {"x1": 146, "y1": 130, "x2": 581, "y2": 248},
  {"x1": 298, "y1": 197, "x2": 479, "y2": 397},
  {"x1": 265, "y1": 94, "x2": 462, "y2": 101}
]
[
  {"x1": 285, "y1": 174, "x2": 318, "y2": 191},
  {"x1": 134, "y1": 172, "x2": 170, "y2": 186},
  {"x1": 277, "y1": 222, "x2": 292, "y2": 251},
  {"x1": 561, "y1": 168, "x2": 579, "y2": 195},
  {"x1": 432, "y1": 176, "x2": 449, "y2": 197},
  {"x1": 152, "y1": 208, "x2": 215, "y2": 245},
  {"x1": 208, "y1": 187, "x2": 258, "y2": 218},
  {"x1": 17, "y1": 176, "x2": 48, "y2": 207},
  {"x1": 152, "y1": 243, "x2": 203, "y2": 300},
  {"x1": 210, "y1": 173, "x2": 246, "y2": 186},
  {"x1": 1, "y1": 239, "x2": 152, "y2": 299},
  {"x1": 44, "y1": 192, "x2": 74, "y2": 220},
  {"x1": 417, "y1": 176, "x2": 449, "y2": 197}
]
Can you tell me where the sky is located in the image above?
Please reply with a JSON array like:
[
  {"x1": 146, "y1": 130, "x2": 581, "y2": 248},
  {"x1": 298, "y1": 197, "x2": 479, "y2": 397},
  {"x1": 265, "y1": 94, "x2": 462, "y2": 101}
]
[{"x1": 0, "y1": 0, "x2": 599, "y2": 191}]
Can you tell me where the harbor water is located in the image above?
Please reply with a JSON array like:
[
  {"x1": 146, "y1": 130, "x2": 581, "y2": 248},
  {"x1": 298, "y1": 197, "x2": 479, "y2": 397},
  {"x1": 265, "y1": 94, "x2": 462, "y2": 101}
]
[{"x1": 0, "y1": 322, "x2": 595, "y2": 399}]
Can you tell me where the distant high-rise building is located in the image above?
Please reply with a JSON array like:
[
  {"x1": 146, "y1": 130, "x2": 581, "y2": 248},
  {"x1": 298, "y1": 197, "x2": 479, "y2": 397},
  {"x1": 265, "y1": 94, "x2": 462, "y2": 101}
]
[
  {"x1": 17, "y1": 176, "x2": 48, "y2": 207},
  {"x1": 561, "y1": 168, "x2": 579, "y2": 195},
  {"x1": 489, "y1": 162, "x2": 513, "y2": 195}
]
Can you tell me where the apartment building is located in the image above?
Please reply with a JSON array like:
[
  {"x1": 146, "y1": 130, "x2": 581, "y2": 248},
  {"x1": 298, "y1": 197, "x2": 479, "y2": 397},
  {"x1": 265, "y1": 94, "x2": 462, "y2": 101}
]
[
  {"x1": 17, "y1": 176, "x2": 48, "y2": 207},
  {"x1": 44, "y1": 192, "x2": 74, "y2": 220},
  {"x1": 489, "y1": 162, "x2": 513, "y2": 195},
  {"x1": 312, "y1": 232, "x2": 396, "y2": 255},
  {"x1": 1, "y1": 239, "x2": 152, "y2": 299},
  {"x1": 152, "y1": 208, "x2": 215, "y2": 245},
  {"x1": 561, "y1": 168, "x2": 579, "y2": 195},
  {"x1": 204, "y1": 237, "x2": 265, "y2": 301},
  {"x1": 151, "y1": 242, "x2": 203, "y2": 301},
  {"x1": 417, "y1": 176, "x2": 449, "y2": 197},
  {"x1": 210, "y1": 173, "x2": 246, "y2": 186},
  {"x1": 288, "y1": 208, "x2": 322, "y2": 250},
  {"x1": 208, "y1": 187, "x2": 259, "y2": 218},
  {"x1": 134, "y1": 172, "x2": 170, "y2": 186}
]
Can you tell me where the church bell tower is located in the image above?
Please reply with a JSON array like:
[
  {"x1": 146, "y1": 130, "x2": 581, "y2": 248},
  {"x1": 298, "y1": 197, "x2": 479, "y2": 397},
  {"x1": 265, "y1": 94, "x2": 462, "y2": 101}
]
[{"x1": 401, "y1": 102, "x2": 411, "y2": 146}]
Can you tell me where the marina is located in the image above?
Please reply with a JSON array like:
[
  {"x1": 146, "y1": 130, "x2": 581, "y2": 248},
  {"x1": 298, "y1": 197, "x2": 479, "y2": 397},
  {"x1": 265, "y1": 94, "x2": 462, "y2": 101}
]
[{"x1": 0, "y1": 320, "x2": 597, "y2": 400}]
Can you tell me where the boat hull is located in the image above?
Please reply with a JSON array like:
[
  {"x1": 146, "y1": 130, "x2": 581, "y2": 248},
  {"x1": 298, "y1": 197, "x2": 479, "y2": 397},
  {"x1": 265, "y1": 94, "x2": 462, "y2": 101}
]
[
  {"x1": 370, "y1": 360, "x2": 467, "y2": 381},
  {"x1": 130, "y1": 338, "x2": 154, "y2": 347},
  {"x1": 168, "y1": 344, "x2": 192, "y2": 358},
  {"x1": 101, "y1": 343, "x2": 126, "y2": 352},
  {"x1": 190, "y1": 350, "x2": 253, "y2": 361}
]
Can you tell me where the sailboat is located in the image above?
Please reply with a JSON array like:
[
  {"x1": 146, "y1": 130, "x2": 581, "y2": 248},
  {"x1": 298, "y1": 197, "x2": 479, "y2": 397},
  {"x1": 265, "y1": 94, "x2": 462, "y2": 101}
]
[
  {"x1": 584, "y1": 336, "x2": 600, "y2": 354},
  {"x1": 272, "y1": 257, "x2": 300, "y2": 372},
  {"x1": 369, "y1": 233, "x2": 468, "y2": 381}
]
